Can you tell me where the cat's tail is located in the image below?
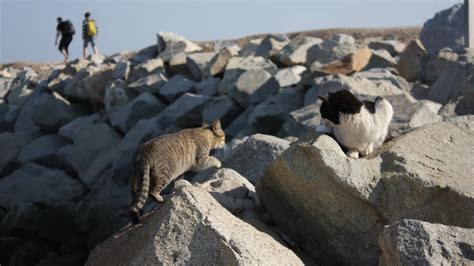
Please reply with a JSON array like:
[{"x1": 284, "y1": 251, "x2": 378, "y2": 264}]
[{"x1": 126, "y1": 163, "x2": 151, "y2": 224}]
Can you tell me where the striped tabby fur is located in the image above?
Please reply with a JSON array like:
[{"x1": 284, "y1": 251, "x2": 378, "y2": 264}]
[{"x1": 126, "y1": 120, "x2": 225, "y2": 224}]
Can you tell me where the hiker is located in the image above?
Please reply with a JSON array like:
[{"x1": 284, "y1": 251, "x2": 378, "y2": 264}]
[
  {"x1": 82, "y1": 12, "x2": 99, "y2": 58},
  {"x1": 55, "y1": 17, "x2": 75, "y2": 63}
]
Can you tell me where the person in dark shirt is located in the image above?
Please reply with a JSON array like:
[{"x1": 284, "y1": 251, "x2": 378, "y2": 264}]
[{"x1": 55, "y1": 17, "x2": 75, "y2": 63}]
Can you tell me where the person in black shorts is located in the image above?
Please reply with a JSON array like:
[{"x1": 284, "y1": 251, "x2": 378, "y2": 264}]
[{"x1": 55, "y1": 17, "x2": 75, "y2": 63}]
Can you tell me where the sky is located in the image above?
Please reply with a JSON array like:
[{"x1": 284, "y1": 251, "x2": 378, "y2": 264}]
[{"x1": 0, "y1": 0, "x2": 461, "y2": 63}]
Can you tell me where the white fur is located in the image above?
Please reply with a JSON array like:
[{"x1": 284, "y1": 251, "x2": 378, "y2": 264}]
[{"x1": 322, "y1": 98, "x2": 393, "y2": 158}]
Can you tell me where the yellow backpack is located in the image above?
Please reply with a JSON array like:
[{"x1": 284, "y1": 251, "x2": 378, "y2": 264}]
[{"x1": 87, "y1": 20, "x2": 97, "y2": 36}]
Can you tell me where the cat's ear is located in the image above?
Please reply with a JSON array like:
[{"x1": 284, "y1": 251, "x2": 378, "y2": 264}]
[
  {"x1": 318, "y1": 95, "x2": 328, "y2": 102},
  {"x1": 212, "y1": 120, "x2": 225, "y2": 137}
]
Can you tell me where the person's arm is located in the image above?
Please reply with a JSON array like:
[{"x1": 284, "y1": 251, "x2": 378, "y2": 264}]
[{"x1": 55, "y1": 30, "x2": 60, "y2": 45}]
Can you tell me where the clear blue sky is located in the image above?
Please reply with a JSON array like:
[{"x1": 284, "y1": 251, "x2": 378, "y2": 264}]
[{"x1": 0, "y1": 0, "x2": 460, "y2": 63}]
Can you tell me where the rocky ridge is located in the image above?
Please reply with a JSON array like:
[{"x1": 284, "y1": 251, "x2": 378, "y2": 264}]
[{"x1": 1, "y1": 4, "x2": 474, "y2": 265}]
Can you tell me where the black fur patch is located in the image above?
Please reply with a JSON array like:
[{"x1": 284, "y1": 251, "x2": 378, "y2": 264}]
[
  {"x1": 363, "y1": 101, "x2": 376, "y2": 113},
  {"x1": 320, "y1": 90, "x2": 363, "y2": 125}
]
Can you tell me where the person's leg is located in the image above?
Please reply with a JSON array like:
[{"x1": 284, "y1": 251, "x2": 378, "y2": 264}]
[
  {"x1": 59, "y1": 38, "x2": 68, "y2": 63},
  {"x1": 91, "y1": 38, "x2": 99, "y2": 55},
  {"x1": 64, "y1": 36, "x2": 72, "y2": 62},
  {"x1": 83, "y1": 38, "x2": 89, "y2": 59}
]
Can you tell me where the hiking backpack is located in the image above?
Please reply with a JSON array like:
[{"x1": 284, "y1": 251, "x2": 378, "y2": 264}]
[
  {"x1": 87, "y1": 20, "x2": 97, "y2": 36},
  {"x1": 65, "y1": 20, "x2": 75, "y2": 35}
]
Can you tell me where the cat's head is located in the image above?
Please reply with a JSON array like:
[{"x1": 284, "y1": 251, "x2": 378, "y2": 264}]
[
  {"x1": 203, "y1": 120, "x2": 226, "y2": 149},
  {"x1": 319, "y1": 90, "x2": 363, "y2": 126}
]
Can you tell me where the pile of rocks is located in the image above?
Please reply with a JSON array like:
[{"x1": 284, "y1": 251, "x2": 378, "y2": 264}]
[{"x1": 1, "y1": 3, "x2": 473, "y2": 265}]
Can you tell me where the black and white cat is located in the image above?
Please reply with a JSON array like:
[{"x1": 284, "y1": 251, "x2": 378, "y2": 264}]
[{"x1": 316, "y1": 90, "x2": 393, "y2": 158}]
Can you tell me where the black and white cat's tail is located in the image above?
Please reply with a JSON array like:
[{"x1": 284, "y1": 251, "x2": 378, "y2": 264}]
[{"x1": 122, "y1": 163, "x2": 151, "y2": 224}]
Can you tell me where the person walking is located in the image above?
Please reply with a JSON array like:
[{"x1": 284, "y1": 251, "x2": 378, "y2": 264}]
[
  {"x1": 82, "y1": 12, "x2": 99, "y2": 58},
  {"x1": 55, "y1": 17, "x2": 75, "y2": 63}
]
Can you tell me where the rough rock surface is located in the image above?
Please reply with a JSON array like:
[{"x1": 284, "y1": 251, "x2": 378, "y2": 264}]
[
  {"x1": 379, "y1": 219, "x2": 474, "y2": 266},
  {"x1": 108, "y1": 92, "x2": 165, "y2": 133},
  {"x1": 158, "y1": 74, "x2": 195, "y2": 102},
  {"x1": 0, "y1": 164, "x2": 86, "y2": 209},
  {"x1": 85, "y1": 186, "x2": 303, "y2": 266},
  {"x1": 397, "y1": 39, "x2": 426, "y2": 82},
  {"x1": 258, "y1": 119, "x2": 474, "y2": 265},
  {"x1": 223, "y1": 134, "x2": 290, "y2": 183},
  {"x1": 420, "y1": 3, "x2": 465, "y2": 53},
  {"x1": 249, "y1": 87, "x2": 305, "y2": 134}
]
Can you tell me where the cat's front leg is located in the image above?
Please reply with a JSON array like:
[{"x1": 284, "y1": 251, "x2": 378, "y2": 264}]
[
  {"x1": 346, "y1": 149, "x2": 359, "y2": 159},
  {"x1": 193, "y1": 156, "x2": 222, "y2": 171},
  {"x1": 360, "y1": 144, "x2": 374, "y2": 157}
]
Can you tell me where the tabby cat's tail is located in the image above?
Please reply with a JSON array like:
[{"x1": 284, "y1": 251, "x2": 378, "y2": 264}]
[{"x1": 127, "y1": 163, "x2": 151, "y2": 224}]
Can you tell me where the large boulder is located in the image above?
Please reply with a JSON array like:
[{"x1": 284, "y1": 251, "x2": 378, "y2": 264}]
[
  {"x1": 230, "y1": 69, "x2": 279, "y2": 108},
  {"x1": 218, "y1": 56, "x2": 278, "y2": 95},
  {"x1": 420, "y1": 3, "x2": 465, "y2": 53},
  {"x1": 31, "y1": 92, "x2": 88, "y2": 132},
  {"x1": 258, "y1": 119, "x2": 474, "y2": 265},
  {"x1": 280, "y1": 103, "x2": 321, "y2": 138},
  {"x1": 158, "y1": 74, "x2": 195, "y2": 102},
  {"x1": 379, "y1": 219, "x2": 474, "y2": 266},
  {"x1": 156, "y1": 93, "x2": 210, "y2": 129},
  {"x1": 311, "y1": 47, "x2": 372, "y2": 75},
  {"x1": 85, "y1": 186, "x2": 303, "y2": 266},
  {"x1": 254, "y1": 34, "x2": 289, "y2": 59},
  {"x1": 157, "y1": 32, "x2": 203, "y2": 61},
  {"x1": 223, "y1": 134, "x2": 290, "y2": 183},
  {"x1": 0, "y1": 132, "x2": 29, "y2": 175},
  {"x1": 127, "y1": 71, "x2": 168, "y2": 94},
  {"x1": 420, "y1": 48, "x2": 458, "y2": 84},
  {"x1": 195, "y1": 77, "x2": 220, "y2": 96},
  {"x1": 17, "y1": 134, "x2": 70, "y2": 165},
  {"x1": 192, "y1": 168, "x2": 257, "y2": 215},
  {"x1": 112, "y1": 60, "x2": 130, "y2": 80},
  {"x1": 108, "y1": 92, "x2": 165, "y2": 133},
  {"x1": 306, "y1": 33, "x2": 357, "y2": 67},
  {"x1": 439, "y1": 76, "x2": 474, "y2": 116},
  {"x1": 427, "y1": 61, "x2": 468, "y2": 104},
  {"x1": 249, "y1": 87, "x2": 305, "y2": 134},
  {"x1": 110, "y1": 117, "x2": 162, "y2": 184},
  {"x1": 103, "y1": 80, "x2": 136, "y2": 111},
  {"x1": 128, "y1": 58, "x2": 164, "y2": 82},
  {"x1": 58, "y1": 113, "x2": 105, "y2": 140},
  {"x1": 129, "y1": 45, "x2": 158, "y2": 65},
  {"x1": 276, "y1": 36, "x2": 323, "y2": 66},
  {"x1": 203, "y1": 47, "x2": 236, "y2": 78},
  {"x1": 6, "y1": 84, "x2": 33, "y2": 106},
  {"x1": 14, "y1": 94, "x2": 47, "y2": 139},
  {"x1": 397, "y1": 39, "x2": 426, "y2": 82},
  {"x1": 57, "y1": 123, "x2": 121, "y2": 180},
  {"x1": 186, "y1": 52, "x2": 216, "y2": 80},
  {"x1": 368, "y1": 40, "x2": 405, "y2": 56},
  {"x1": 0, "y1": 164, "x2": 86, "y2": 210},
  {"x1": 82, "y1": 65, "x2": 115, "y2": 104},
  {"x1": 75, "y1": 172, "x2": 130, "y2": 245},
  {"x1": 274, "y1": 66, "x2": 306, "y2": 88},
  {"x1": 365, "y1": 49, "x2": 397, "y2": 69},
  {"x1": 202, "y1": 95, "x2": 242, "y2": 127}
]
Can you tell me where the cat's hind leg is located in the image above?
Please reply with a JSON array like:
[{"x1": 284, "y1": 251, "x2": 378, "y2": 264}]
[{"x1": 148, "y1": 170, "x2": 167, "y2": 203}]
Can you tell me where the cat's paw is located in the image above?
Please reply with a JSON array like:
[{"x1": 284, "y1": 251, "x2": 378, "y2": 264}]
[
  {"x1": 346, "y1": 150, "x2": 359, "y2": 159},
  {"x1": 214, "y1": 160, "x2": 222, "y2": 168},
  {"x1": 360, "y1": 145, "x2": 374, "y2": 157}
]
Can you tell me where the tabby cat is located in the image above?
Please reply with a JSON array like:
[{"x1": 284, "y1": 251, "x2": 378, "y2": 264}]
[{"x1": 125, "y1": 120, "x2": 225, "y2": 223}]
